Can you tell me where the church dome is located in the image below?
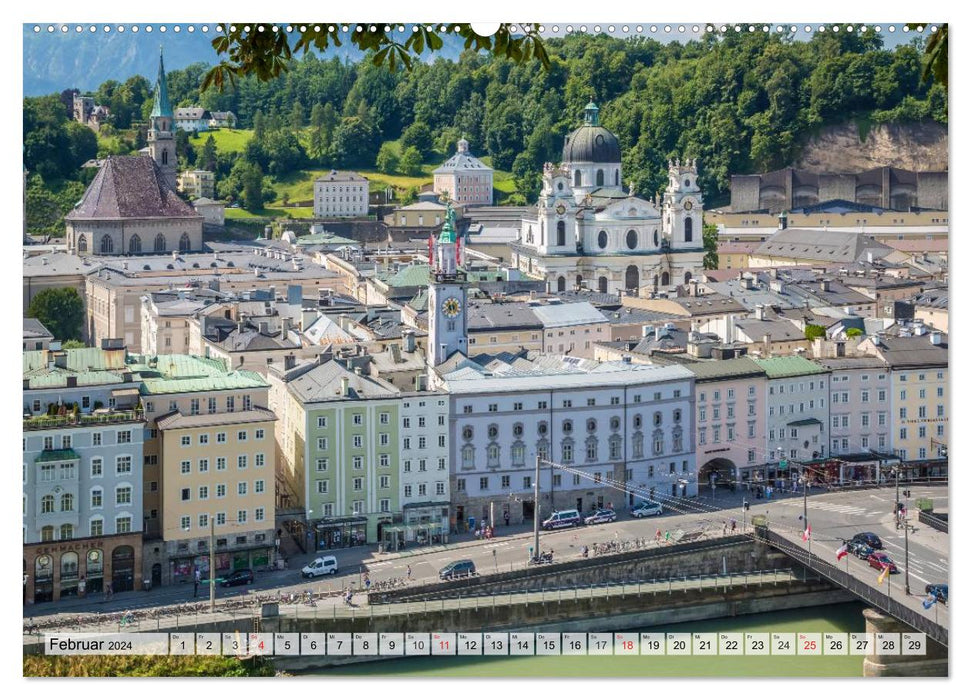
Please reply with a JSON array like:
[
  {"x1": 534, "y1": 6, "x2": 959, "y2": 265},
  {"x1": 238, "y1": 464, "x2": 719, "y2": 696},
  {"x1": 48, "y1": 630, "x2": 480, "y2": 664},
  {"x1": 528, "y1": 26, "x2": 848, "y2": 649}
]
[{"x1": 562, "y1": 102, "x2": 621, "y2": 164}]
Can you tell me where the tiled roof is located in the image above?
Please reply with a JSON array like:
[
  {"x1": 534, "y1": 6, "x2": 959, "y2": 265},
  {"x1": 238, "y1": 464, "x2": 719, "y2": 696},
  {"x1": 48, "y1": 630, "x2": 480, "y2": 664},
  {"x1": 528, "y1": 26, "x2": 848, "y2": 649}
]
[
  {"x1": 315, "y1": 170, "x2": 367, "y2": 183},
  {"x1": 752, "y1": 355, "x2": 829, "y2": 379},
  {"x1": 66, "y1": 156, "x2": 200, "y2": 220},
  {"x1": 755, "y1": 228, "x2": 892, "y2": 264},
  {"x1": 128, "y1": 354, "x2": 268, "y2": 395},
  {"x1": 468, "y1": 302, "x2": 542, "y2": 331},
  {"x1": 285, "y1": 360, "x2": 399, "y2": 404},
  {"x1": 23, "y1": 318, "x2": 53, "y2": 338}
]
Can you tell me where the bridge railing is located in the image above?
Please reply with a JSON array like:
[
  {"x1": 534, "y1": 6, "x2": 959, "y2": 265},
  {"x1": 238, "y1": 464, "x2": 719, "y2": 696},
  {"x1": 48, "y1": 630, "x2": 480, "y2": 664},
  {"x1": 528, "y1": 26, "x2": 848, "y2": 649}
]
[{"x1": 758, "y1": 528, "x2": 948, "y2": 647}]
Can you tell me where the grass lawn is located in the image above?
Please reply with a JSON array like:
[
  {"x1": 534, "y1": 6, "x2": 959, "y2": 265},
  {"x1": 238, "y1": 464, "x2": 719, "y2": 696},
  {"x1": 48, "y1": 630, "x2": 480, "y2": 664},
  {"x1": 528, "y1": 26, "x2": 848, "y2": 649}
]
[
  {"x1": 189, "y1": 128, "x2": 253, "y2": 153},
  {"x1": 224, "y1": 205, "x2": 313, "y2": 220}
]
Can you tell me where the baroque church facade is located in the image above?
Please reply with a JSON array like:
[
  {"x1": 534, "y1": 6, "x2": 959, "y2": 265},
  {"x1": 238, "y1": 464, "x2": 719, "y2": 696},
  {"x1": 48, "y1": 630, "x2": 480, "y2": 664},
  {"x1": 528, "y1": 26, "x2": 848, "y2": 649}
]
[
  {"x1": 511, "y1": 103, "x2": 705, "y2": 296},
  {"x1": 64, "y1": 49, "x2": 202, "y2": 257}
]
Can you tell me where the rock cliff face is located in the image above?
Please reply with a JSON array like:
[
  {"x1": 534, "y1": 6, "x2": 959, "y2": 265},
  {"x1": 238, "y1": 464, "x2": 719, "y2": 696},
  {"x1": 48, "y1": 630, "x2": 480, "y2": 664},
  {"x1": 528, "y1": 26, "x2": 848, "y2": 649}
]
[{"x1": 795, "y1": 121, "x2": 948, "y2": 173}]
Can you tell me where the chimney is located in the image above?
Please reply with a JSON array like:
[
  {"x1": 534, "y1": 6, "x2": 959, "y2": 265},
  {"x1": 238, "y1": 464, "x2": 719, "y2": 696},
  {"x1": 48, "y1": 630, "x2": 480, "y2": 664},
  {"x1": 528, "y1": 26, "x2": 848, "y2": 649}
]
[
  {"x1": 778, "y1": 212, "x2": 788, "y2": 230},
  {"x1": 820, "y1": 280, "x2": 831, "y2": 292},
  {"x1": 354, "y1": 366, "x2": 362, "y2": 376},
  {"x1": 689, "y1": 280, "x2": 699, "y2": 297},
  {"x1": 763, "y1": 333, "x2": 772, "y2": 354},
  {"x1": 755, "y1": 304, "x2": 765, "y2": 321},
  {"x1": 172, "y1": 250, "x2": 178, "y2": 260},
  {"x1": 403, "y1": 329, "x2": 416, "y2": 353},
  {"x1": 284, "y1": 354, "x2": 296, "y2": 370},
  {"x1": 340, "y1": 375, "x2": 350, "y2": 396},
  {"x1": 258, "y1": 321, "x2": 269, "y2": 335},
  {"x1": 654, "y1": 326, "x2": 661, "y2": 341},
  {"x1": 281, "y1": 317, "x2": 292, "y2": 336},
  {"x1": 237, "y1": 318, "x2": 246, "y2": 334},
  {"x1": 929, "y1": 331, "x2": 943, "y2": 346}
]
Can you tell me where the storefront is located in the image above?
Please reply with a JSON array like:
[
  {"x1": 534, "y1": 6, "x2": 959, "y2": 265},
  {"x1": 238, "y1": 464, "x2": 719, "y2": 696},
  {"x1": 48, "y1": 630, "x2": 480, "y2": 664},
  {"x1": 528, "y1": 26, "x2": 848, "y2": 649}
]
[
  {"x1": 402, "y1": 503, "x2": 449, "y2": 546},
  {"x1": 23, "y1": 533, "x2": 142, "y2": 605},
  {"x1": 314, "y1": 516, "x2": 367, "y2": 550},
  {"x1": 170, "y1": 547, "x2": 273, "y2": 583}
]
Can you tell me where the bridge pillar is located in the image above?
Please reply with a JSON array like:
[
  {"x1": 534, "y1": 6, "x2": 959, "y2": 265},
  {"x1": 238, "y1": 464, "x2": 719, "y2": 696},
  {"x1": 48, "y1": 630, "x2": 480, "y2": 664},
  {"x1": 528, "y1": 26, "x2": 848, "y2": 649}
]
[{"x1": 862, "y1": 608, "x2": 947, "y2": 677}]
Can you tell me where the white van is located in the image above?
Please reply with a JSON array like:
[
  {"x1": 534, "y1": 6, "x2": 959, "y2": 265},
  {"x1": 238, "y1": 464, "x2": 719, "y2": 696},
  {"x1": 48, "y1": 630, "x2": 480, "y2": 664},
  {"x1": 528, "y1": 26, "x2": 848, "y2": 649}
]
[{"x1": 301, "y1": 556, "x2": 338, "y2": 578}]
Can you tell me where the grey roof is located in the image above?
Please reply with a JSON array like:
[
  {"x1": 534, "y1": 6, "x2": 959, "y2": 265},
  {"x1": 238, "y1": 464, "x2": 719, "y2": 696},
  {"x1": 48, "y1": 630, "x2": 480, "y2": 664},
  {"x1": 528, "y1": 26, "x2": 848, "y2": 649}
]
[
  {"x1": 755, "y1": 229, "x2": 893, "y2": 264},
  {"x1": 562, "y1": 124, "x2": 621, "y2": 164},
  {"x1": 209, "y1": 111, "x2": 235, "y2": 120},
  {"x1": 209, "y1": 327, "x2": 301, "y2": 353},
  {"x1": 174, "y1": 107, "x2": 210, "y2": 120},
  {"x1": 814, "y1": 357, "x2": 889, "y2": 371},
  {"x1": 156, "y1": 407, "x2": 276, "y2": 431},
  {"x1": 468, "y1": 302, "x2": 542, "y2": 331},
  {"x1": 23, "y1": 252, "x2": 102, "y2": 278},
  {"x1": 530, "y1": 301, "x2": 607, "y2": 328},
  {"x1": 705, "y1": 279, "x2": 800, "y2": 311},
  {"x1": 65, "y1": 156, "x2": 201, "y2": 221},
  {"x1": 733, "y1": 318, "x2": 806, "y2": 343},
  {"x1": 912, "y1": 288, "x2": 948, "y2": 310},
  {"x1": 601, "y1": 307, "x2": 681, "y2": 325},
  {"x1": 866, "y1": 333, "x2": 948, "y2": 369},
  {"x1": 433, "y1": 148, "x2": 492, "y2": 175},
  {"x1": 285, "y1": 360, "x2": 399, "y2": 404},
  {"x1": 315, "y1": 170, "x2": 367, "y2": 183},
  {"x1": 685, "y1": 356, "x2": 766, "y2": 381},
  {"x1": 23, "y1": 318, "x2": 54, "y2": 339}
]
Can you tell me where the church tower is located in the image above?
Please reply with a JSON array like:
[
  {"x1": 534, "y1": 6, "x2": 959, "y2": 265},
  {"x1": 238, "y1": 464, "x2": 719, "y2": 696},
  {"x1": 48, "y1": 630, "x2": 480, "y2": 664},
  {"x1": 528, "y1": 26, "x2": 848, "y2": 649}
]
[
  {"x1": 427, "y1": 203, "x2": 469, "y2": 368},
  {"x1": 662, "y1": 158, "x2": 704, "y2": 248},
  {"x1": 147, "y1": 47, "x2": 177, "y2": 191}
]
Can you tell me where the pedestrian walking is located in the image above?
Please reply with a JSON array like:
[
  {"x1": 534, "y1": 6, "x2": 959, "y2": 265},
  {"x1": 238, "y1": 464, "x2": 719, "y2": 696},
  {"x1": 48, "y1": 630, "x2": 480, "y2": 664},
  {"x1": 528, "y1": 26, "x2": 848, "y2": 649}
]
[
  {"x1": 722, "y1": 521, "x2": 727, "y2": 535},
  {"x1": 655, "y1": 528, "x2": 662, "y2": 543},
  {"x1": 193, "y1": 568, "x2": 200, "y2": 598},
  {"x1": 78, "y1": 576, "x2": 86, "y2": 598},
  {"x1": 406, "y1": 565, "x2": 412, "y2": 580},
  {"x1": 730, "y1": 518, "x2": 737, "y2": 533},
  {"x1": 364, "y1": 575, "x2": 371, "y2": 592}
]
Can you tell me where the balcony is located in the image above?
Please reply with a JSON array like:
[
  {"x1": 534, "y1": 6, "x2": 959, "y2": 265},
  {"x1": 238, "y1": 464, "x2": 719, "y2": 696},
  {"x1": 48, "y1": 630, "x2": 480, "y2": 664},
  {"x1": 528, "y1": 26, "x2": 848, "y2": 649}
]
[{"x1": 23, "y1": 409, "x2": 144, "y2": 431}]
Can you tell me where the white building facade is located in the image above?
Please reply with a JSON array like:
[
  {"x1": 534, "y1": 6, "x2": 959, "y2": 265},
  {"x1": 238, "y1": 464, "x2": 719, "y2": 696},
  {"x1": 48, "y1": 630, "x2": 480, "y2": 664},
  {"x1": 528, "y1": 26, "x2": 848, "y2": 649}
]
[
  {"x1": 313, "y1": 171, "x2": 369, "y2": 218},
  {"x1": 399, "y1": 392, "x2": 451, "y2": 543}
]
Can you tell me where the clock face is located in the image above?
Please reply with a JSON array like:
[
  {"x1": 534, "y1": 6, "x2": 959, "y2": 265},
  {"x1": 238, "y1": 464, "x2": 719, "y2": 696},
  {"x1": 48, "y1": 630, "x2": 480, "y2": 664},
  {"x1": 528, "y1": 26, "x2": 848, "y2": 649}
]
[
  {"x1": 555, "y1": 204, "x2": 566, "y2": 215},
  {"x1": 684, "y1": 200, "x2": 693, "y2": 210},
  {"x1": 442, "y1": 297, "x2": 462, "y2": 318}
]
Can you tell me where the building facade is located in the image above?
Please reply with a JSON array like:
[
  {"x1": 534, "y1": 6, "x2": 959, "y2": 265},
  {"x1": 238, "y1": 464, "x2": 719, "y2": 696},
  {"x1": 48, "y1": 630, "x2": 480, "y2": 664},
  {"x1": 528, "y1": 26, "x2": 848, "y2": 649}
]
[
  {"x1": 313, "y1": 171, "x2": 369, "y2": 218},
  {"x1": 433, "y1": 138, "x2": 493, "y2": 206},
  {"x1": 816, "y1": 357, "x2": 892, "y2": 457},
  {"x1": 178, "y1": 170, "x2": 215, "y2": 200},
  {"x1": 23, "y1": 345, "x2": 145, "y2": 604}
]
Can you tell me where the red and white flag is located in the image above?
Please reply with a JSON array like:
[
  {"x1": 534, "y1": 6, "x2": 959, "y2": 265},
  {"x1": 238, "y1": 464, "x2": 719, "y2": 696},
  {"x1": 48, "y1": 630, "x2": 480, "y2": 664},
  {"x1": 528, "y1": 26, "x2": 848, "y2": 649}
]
[
  {"x1": 836, "y1": 543, "x2": 848, "y2": 561},
  {"x1": 802, "y1": 524, "x2": 812, "y2": 541}
]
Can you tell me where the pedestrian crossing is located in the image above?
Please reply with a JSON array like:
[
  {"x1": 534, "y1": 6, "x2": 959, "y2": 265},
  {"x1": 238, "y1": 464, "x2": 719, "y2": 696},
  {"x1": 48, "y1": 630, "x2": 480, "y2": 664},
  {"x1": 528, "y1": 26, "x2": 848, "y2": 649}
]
[{"x1": 777, "y1": 500, "x2": 870, "y2": 516}]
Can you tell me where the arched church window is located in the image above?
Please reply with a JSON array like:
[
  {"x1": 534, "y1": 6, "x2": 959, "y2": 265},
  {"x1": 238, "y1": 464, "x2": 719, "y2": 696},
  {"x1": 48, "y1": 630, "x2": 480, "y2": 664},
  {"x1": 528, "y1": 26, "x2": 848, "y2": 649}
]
[
  {"x1": 574, "y1": 170, "x2": 582, "y2": 187},
  {"x1": 597, "y1": 231, "x2": 608, "y2": 249},
  {"x1": 598, "y1": 276, "x2": 608, "y2": 294},
  {"x1": 179, "y1": 233, "x2": 191, "y2": 252},
  {"x1": 100, "y1": 234, "x2": 113, "y2": 254},
  {"x1": 162, "y1": 150, "x2": 168, "y2": 165},
  {"x1": 77, "y1": 235, "x2": 87, "y2": 254},
  {"x1": 684, "y1": 217, "x2": 693, "y2": 243},
  {"x1": 556, "y1": 221, "x2": 566, "y2": 247},
  {"x1": 557, "y1": 276, "x2": 566, "y2": 292},
  {"x1": 596, "y1": 169, "x2": 604, "y2": 187},
  {"x1": 661, "y1": 271, "x2": 670, "y2": 286},
  {"x1": 129, "y1": 235, "x2": 141, "y2": 254},
  {"x1": 154, "y1": 234, "x2": 166, "y2": 252}
]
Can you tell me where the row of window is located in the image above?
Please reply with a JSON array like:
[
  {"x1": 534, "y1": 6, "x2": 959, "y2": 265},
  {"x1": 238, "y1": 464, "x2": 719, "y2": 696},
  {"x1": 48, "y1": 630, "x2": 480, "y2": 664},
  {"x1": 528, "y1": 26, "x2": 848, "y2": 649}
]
[
  {"x1": 698, "y1": 424, "x2": 757, "y2": 444},
  {"x1": 312, "y1": 501, "x2": 389, "y2": 516},
  {"x1": 35, "y1": 456, "x2": 132, "y2": 482},
  {"x1": 456, "y1": 461, "x2": 690, "y2": 493},
  {"x1": 180, "y1": 480, "x2": 266, "y2": 502},
  {"x1": 769, "y1": 381, "x2": 826, "y2": 395},
  {"x1": 898, "y1": 372, "x2": 945, "y2": 382},
  {"x1": 180, "y1": 509, "x2": 265, "y2": 531},
  {"x1": 768, "y1": 399, "x2": 825, "y2": 415},
  {"x1": 37, "y1": 485, "x2": 132, "y2": 513},
  {"x1": 899, "y1": 424, "x2": 946, "y2": 440},
  {"x1": 698, "y1": 387, "x2": 758, "y2": 402},
  {"x1": 77, "y1": 232, "x2": 192, "y2": 255},
  {"x1": 34, "y1": 430, "x2": 133, "y2": 452},
  {"x1": 462, "y1": 391, "x2": 683, "y2": 414},
  {"x1": 403, "y1": 483, "x2": 446, "y2": 498},
  {"x1": 460, "y1": 430, "x2": 683, "y2": 468},
  {"x1": 148, "y1": 395, "x2": 253, "y2": 415},
  {"x1": 699, "y1": 404, "x2": 755, "y2": 421},
  {"x1": 179, "y1": 454, "x2": 266, "y2": 473},
  {"x1": 179, "y1": 429, "x2": 264, "y2": 447},
  {"x1": 38, "y1": 516, "x2": 132, "y2": 542},
  {"x1": 832, "y1": 390, "x2": 890, "y2": 403},
  {"x1": 315, "y1": 412, "x2": 399, "y2": 428},
  {"x1": 314, "y1": 475, "x2": 394, "y2": 494},
  {"x1": 830, "y1": 414, "x2": 889, "y2": 429}
]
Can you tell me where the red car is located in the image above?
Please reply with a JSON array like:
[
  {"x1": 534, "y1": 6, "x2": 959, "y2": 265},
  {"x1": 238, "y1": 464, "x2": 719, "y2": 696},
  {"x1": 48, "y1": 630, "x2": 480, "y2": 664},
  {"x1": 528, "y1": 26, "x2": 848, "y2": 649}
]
[{"x1": 867, "y1": 552, "x2": 898, "y2": 574}]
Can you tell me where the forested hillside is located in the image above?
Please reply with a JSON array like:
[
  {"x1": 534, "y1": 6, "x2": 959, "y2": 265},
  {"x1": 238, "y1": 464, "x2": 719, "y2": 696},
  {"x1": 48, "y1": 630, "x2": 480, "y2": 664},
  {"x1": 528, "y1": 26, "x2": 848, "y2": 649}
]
[{"x1": 23, "y1": 31, "x2": 946, "y2": 236}]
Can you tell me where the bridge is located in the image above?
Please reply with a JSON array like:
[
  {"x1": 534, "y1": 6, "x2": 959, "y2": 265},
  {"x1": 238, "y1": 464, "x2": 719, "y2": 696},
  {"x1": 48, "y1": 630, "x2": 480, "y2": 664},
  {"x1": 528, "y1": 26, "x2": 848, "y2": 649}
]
[{"x1": 758, "y1": 526, "x2": 948, "y2": 646}]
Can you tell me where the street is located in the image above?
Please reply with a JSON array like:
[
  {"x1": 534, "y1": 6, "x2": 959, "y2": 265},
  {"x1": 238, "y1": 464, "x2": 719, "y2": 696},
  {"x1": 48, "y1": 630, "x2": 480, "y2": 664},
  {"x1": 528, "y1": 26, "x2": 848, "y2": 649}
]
[{"x1": 24, "y1": 484, "x2": 948, "y2": 628}]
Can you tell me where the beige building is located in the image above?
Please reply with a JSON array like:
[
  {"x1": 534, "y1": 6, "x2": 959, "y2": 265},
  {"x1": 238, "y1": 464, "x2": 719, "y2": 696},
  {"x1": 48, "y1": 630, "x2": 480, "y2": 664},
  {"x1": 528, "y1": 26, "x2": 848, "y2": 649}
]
[
  {"x1": 129, "y1": 354, "x2": 276, "y2": 585},
  {"x1": 178, "y1": 170, "x2": 215, "y2": 200},
  {"x1": 84, "y1": 251, "x2": 343, "y2": 352},
  {"x1": 532, "y1": 302, "x2": 610, "y2": 358},
  {"x1": 709, "y1": 209, "x2": 949, "y2": 244}
]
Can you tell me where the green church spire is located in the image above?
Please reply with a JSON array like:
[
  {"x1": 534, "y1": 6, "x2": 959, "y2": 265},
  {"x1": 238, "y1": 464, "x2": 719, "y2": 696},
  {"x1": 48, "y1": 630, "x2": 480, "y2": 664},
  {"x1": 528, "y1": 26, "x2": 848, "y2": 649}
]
[{"x1": 150, "y1": 46, "x2": 173, "y2": 119}]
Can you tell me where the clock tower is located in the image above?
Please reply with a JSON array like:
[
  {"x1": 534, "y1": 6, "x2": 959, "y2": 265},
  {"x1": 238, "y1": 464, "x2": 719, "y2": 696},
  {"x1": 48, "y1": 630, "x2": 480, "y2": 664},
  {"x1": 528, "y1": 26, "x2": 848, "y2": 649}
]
[
  {"x1": 662, "y1": 158, "x2": 703, "y2": 248},
  {"x1": 427, "y1": 203, "x2": 469, "y2": 368}
]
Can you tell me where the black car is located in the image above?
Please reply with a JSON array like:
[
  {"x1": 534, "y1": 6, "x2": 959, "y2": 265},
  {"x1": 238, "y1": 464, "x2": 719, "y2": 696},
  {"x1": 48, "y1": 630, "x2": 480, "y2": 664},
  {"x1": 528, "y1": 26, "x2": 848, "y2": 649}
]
[
  {"x1": 439, "y1": 560, "x2": 476, "y2": 580},
  {"x1": 846, "y1": 540, "x2": 874, "y2": 559},
  {"x1": 925, "y1": 584, "x2": 948, "y2": 604},
  {"x1": 220, "y1": 569, "x2": 255, "y2": 587},
  {"x1": 851, "y1": 532, "x2": 883, "y2": 550}
]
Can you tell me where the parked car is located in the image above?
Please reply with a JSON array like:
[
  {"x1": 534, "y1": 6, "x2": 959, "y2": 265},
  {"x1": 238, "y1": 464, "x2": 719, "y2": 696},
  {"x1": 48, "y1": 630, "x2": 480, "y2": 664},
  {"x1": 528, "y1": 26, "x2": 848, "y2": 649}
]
[
  {"x1": 542, "y1": 509, "x2": 583, "y2": 530},
  {"x1": 301, "y1": 556, "x2": 338, "y2": 578},
  {"x1": 846, "y1": 540, "x2": 874, "y2": 559},
  {"x1": 925, "y1": 584, "x2": 948, "y2": 604},
  {"x1": 632, "y1": 501, "x2": 663, "y2": 518},
  {"x1": 867, "y1": 552, "x2": 898, "y2": 574},
  {"x1": 851, "y1": 532, "x2": 884, "y2": 550},
  {"x1": 584, "y1": 509, "x2": 617, "y2": 525},
  {"x1": 439, "y1": 560, "x2": 477, "y2": 580},
  {"x1": 220, "y1": 569, "x2": 255, "y2": 587}
]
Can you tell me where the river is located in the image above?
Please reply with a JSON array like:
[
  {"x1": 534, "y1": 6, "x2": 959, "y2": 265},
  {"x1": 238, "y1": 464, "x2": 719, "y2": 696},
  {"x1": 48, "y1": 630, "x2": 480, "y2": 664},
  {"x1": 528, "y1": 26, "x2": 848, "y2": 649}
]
[{"x1": 311, "y1": 602, "x2": 869, "y2": 677}]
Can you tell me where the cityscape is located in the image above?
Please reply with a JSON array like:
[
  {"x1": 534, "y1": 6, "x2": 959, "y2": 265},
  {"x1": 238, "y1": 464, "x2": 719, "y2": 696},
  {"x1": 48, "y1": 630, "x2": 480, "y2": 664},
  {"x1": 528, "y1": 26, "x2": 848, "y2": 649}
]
[{"x1": 20, "y1": 21, "x2": 949, "y2": 680}]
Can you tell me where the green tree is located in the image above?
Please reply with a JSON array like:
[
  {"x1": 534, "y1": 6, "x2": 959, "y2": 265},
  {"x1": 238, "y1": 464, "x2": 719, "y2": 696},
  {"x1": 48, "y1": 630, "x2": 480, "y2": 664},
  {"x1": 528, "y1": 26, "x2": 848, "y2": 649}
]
[
  {"x1": 61, "y1": 340, "x2": 87, "y2": 349},
  {"x1": 398, "y1": 146, "x2": 423, "y2": 176},
  {"x1": 289, "y1": 100, "x2": 305, "y2": 130},
  {"x1": 805, "y1": 324, "x2": 826, "y2": 341},
  {"x1": 196, "y1": 134, "x2": 218, "y2": 172},
  {"x1": 332, "y1": 117, "x2": 380, "y2": 168},
  {"x1": 702, "y1": 221, "x2": 719, "y2": 270},
  {"x1": 845, "y1": 327, "x2": 864, "y2": 338},
  {"x1": 252, "y1": 109, "x2": 266, "y2": 141},
  {"x1": 402, "y1": 185, "x2": 419, "y2": 205},
  {"x1": 242, "y1": 163, "x2": 266, "y2": 211},
  {"x1": 375, "y1": 142, "x2": 400, "y2": 174},
  {"x1": 27, "y1": 288, "x2": 85, "y2": 342},
  {"x1": 400, "y1": 121, "x2": 433, "y2": 159}
]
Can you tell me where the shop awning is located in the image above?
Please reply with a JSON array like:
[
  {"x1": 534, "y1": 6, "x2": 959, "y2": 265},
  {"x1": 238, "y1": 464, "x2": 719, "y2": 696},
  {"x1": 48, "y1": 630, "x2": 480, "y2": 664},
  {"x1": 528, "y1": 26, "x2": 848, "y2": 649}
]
[{"x1": 315, "y1": 516, "x2": 367, "y2": 529}]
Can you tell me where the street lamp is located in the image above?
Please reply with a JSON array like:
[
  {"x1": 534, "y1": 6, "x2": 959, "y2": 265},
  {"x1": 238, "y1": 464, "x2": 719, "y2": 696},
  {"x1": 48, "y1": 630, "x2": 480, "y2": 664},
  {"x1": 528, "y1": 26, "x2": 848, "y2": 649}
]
[{"x1": 183, "y1": 517, "x2": 216, "y2": 613}]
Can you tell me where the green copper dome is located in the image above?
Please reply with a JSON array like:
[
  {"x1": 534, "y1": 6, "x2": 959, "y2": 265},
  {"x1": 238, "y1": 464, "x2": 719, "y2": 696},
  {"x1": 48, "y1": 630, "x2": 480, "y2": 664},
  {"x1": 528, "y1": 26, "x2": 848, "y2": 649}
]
[{"x1": 150, "y1": 47, "x2": 173, "y2": 119}]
